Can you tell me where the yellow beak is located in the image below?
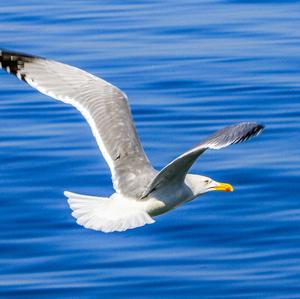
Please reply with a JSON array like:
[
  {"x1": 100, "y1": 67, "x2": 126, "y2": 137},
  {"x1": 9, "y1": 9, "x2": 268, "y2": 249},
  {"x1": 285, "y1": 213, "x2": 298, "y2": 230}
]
[{"x1": 213, "y1": 182, "x2": 234, "y2": 192}]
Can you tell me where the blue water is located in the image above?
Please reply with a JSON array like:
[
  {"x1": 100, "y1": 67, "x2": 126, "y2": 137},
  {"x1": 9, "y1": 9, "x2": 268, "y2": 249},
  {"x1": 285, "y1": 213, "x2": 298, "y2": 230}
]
[{"x1": 1, "y1": 1, "x2": 300, "y2": 298}]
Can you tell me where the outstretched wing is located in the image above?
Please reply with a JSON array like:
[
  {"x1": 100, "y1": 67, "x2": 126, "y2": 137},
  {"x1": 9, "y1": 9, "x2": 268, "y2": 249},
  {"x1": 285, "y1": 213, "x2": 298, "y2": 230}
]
[
  {"x1": 0, "y1": 50, "x2": 156, "y2": 198},
  {"x1": 141, "y1": 122, "x2": 264, "y2": 198}
]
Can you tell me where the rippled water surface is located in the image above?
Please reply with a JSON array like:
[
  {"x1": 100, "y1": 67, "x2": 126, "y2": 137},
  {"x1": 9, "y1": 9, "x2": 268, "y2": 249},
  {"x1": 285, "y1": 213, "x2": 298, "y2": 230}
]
[{"x1": 1, "y1": 1, "x2": 300, "y2": 298}]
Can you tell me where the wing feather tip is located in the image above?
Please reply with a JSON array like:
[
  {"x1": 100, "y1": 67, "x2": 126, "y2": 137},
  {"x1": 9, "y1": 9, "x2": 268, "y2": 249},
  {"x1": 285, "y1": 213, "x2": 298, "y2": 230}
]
[{"x1": 0, "y1": 49, "x2": 42, "y2": 82}]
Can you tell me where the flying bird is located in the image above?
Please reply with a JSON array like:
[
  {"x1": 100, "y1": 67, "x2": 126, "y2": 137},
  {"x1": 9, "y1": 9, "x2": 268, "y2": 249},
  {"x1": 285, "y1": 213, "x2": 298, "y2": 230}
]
[{"x1": 0, "y1": 50, "x2": 264, "y2": 233}]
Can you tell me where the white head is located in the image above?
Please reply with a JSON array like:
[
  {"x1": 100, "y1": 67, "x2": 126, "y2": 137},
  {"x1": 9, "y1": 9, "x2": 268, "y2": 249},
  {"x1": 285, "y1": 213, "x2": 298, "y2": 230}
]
[{"x1": 185, "y1": 174, "x2": 233, "y2": 198}]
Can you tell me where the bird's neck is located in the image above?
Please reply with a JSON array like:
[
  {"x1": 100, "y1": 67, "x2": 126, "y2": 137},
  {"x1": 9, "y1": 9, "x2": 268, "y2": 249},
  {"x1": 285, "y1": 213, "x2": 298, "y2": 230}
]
[{"x1": 184, "y1": 174, "x2": 206, "y2": 200}]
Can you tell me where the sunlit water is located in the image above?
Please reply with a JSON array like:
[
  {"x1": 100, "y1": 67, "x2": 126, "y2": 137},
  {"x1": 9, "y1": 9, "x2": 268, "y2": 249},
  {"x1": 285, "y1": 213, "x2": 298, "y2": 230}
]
[{"x1": 1, "y1": 1, "x2": 300, "y2": 298}]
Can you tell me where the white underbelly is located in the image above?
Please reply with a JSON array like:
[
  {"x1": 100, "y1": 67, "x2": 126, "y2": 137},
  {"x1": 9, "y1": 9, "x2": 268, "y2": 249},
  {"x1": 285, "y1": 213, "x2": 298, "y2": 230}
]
[
  {"x1": 137, "y1": 181, "x2": 195, "y2": 217},
  {"x1": 145, "y1": 192, "x2": 188, "y2": 216}
]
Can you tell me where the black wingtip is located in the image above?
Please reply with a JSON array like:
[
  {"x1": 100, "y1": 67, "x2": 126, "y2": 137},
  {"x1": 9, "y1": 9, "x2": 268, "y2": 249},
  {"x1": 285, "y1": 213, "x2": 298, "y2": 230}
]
[
  {"x1": 237, "y1": 122, "x2": 265, "y2": 143},
  {"x1": 256, "y1": 123, "x2": 265, "y2": 130},
  {"x1": 243, "y1": 122, "x2": 264, "y2": 130},
  {"x1": 240, "y1": 123, "x2": 264, "y2": 145},
  {"x1": 0, "y1": 49, "x2": 41, "y2": 82},
  {"x1": 0, "y1": 49, "x2": 37, "y2": 59},
  {"x1": 201, "y1": 121, "x2": 265, "y2": 150},
  {"x1": 253, "y1": 123, "x2": 265, "y2": 136}
]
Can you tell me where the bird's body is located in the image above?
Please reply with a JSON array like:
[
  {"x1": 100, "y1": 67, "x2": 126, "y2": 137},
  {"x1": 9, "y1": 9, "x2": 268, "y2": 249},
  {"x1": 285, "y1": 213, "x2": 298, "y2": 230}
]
[
  {"x1": 65, "y1": 174, "x2": 213, "y2": 232},
  {"x1": 144, "y1": 174, "x2": 211, "y2": 216},
  {"x1": 0, "y1": 49, "x2": 264, "y2": 233}
]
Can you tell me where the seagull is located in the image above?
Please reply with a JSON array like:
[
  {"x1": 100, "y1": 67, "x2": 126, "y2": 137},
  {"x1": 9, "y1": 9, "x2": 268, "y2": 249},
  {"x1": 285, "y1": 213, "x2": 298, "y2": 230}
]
[{"x1": 0, "y1": 50, "x2": 264, "y2": 233}]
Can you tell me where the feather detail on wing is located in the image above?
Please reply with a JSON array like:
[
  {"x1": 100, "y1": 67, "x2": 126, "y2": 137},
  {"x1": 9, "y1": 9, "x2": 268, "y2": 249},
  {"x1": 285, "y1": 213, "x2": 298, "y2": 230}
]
[
  {"x1": 141, "y1": 122, "x2": 264, "y2": 198},
  {"x1": 0, "y1": 50, "x2": 156, "y2": 198}
]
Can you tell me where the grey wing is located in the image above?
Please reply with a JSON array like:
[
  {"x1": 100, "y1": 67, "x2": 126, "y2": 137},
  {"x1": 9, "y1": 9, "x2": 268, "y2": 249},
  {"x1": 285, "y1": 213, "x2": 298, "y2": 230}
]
[
  {"x1": 141, "y1": 122, "x2": 264, "y2": 198},
  {"x1": 0, "y1": 50, "x2": 156, "y2": 198}
]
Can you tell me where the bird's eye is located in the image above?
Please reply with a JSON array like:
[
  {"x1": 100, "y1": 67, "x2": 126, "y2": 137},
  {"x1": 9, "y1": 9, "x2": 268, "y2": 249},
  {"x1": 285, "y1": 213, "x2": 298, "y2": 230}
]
[{"x1": 204, "y1": 179, "x2": 210, "y2": 184}]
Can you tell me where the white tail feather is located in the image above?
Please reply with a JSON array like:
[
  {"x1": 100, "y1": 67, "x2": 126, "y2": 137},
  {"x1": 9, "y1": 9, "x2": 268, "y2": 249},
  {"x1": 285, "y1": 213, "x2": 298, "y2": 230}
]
[{"x1": 65, "y1": 191, "x2": 155, "y2": 233}]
